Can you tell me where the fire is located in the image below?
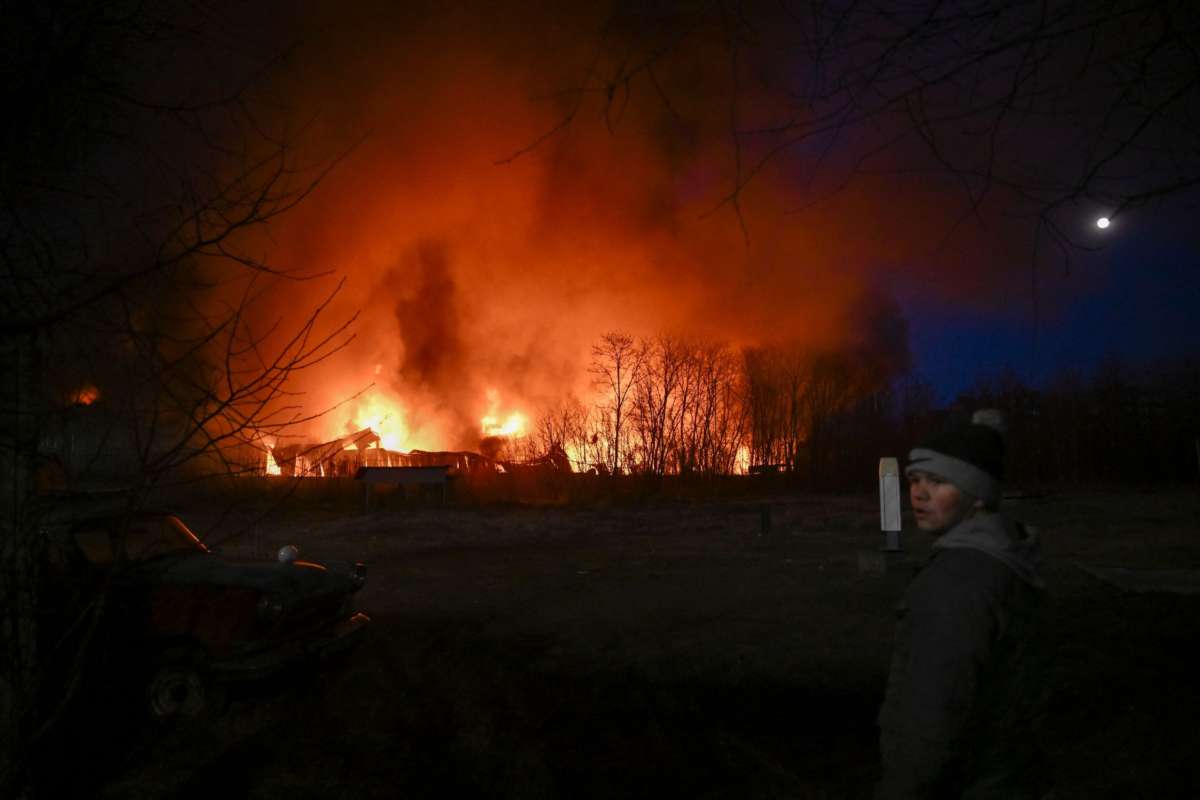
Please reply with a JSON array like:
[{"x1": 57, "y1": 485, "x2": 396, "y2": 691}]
[
  {"x1": 320, "y1": 386, "x2": 530, "y2": 457},
  {"x1": 564, "y1": 443, "x2": 587, "y2": 473},
  {"x1": 482, "y1": 411, "x2": 527, "y2": 438},
  {"x1": 480, "y1": 388, "x2": 527, "y2": 438},
  {"x1": 71, "y1": 384, "x2": 100, "y2": 406},
  {"x1": 265, "y1": 448, "x2": 282, "y2": 476},
  {"x1": 345, "y1": 392, "x2": 412, "y2": 450},
  {"x1": 734, "y1": 445, "x2": 751, "y2": 475}
]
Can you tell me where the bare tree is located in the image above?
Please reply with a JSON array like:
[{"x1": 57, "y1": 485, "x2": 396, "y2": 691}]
[
  {"x1": 526, "y1": 394, "x2": 592, "y2": 469},
  {"x1": 590, "y1": 334, "x2": 750, "y2": 477},
  {"x1": 630, "y1": 335, "x2": 688, "y2": 475},
  {"x1": 660, "y1": 339, "x2": 749, "y2": 476},
  {"x1": 589, "y1": 332, "x2": 645, "y2": 475},
  {"x1": 692, "y1": 342, "x2": 749, "y2": 475},
  {"x1": 577, "y1": 404, "x2": 610, "y2": 475},
  {"x1": 0, "y1": 5, "x2": 354, "y2": 796},
  {"x1": 744, "y1": 344, "x2": 813, "y2": 472}
]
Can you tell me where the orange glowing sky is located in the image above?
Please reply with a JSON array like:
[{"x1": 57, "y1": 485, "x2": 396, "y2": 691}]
[{"x1": 232, "y1": 2, "x2": 1056, "y2": 451}]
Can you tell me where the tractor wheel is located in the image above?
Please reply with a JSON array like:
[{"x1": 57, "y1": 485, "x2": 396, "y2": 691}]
[{"x1": 146, "y1": 647, "x2": 224, "y2": 722}]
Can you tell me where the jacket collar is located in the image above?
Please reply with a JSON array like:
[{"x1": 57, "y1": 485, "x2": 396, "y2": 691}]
[{"x1": 933, "y1": 510, "x2": 1046, "y2": 589}]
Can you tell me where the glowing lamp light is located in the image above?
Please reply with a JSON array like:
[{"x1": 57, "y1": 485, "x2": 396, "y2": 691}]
[{"x1": 1096, "y1": 216, "x2": 1111, "y2": 229}]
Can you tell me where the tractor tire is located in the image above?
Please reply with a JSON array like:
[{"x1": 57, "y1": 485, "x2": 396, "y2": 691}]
[{"x1": 145, "y1": 646, "x2": 224, "y2": 722}]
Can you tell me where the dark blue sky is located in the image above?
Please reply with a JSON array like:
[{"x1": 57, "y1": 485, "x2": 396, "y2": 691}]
[{"x1": 893, "y1": 214, "x2": 1200, "y2": 402}]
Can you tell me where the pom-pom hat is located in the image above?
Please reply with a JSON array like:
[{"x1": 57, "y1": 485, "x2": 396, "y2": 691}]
[{"x1": 906, "y1": 409, "x2": 1006, "y2": 506}]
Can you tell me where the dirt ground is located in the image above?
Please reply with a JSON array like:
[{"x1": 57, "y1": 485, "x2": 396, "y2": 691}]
[{"x1": 53, "y1": 488, "x2": 1200, "y2": 798}]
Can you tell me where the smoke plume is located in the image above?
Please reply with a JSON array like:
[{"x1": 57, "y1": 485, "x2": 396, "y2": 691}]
[{"x1": 238, "y1": 1, "x2": 1024, "y2": 448}]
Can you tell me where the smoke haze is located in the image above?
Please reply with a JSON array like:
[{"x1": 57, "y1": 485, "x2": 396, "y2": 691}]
[{"x1": 240, "y1": 1, "x2": 1029, "y2": 448}]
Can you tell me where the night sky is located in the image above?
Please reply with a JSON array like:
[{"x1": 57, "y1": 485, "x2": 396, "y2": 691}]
[{"x1": 900, "y1": 213, "x2": 1200, "y2": 400}]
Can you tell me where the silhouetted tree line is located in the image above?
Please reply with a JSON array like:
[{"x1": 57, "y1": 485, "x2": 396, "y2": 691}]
[
  {"x1": 954, "y1": 357, "x2": 1200, "y2": 487},
  {"x1": 525, "y1": 334, "x2": 1200, "y2": 489},
  {"x1": 516, "y1": 333, "x2": 748, "y2": 477},
  {"x1": 804, "y1": 354, "x2": 1200, "y2": 489},
  {"x1": 516, "y1": 332, "x2": 898, "y2": 483}
]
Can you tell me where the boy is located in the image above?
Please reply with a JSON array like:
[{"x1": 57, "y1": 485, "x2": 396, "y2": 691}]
[{"x1": 875, "y1": 410, "x2": 1051, "y2": 799}]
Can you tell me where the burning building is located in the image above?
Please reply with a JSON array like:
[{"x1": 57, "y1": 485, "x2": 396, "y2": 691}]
[{"x1": 263, "y1": 427, "x2": 555, "y2": 479}]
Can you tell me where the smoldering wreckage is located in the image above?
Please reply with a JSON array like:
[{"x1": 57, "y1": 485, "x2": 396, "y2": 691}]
[{"x1": 263, "y1": 427, "x2": 573, "y2": 481}]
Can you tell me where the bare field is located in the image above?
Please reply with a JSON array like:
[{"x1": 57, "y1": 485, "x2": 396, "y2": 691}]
[{"x1": 60, "y1": 489, "x2": 1200, "y2": 799}]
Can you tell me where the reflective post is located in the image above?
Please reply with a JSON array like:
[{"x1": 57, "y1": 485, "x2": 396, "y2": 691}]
[{"x1": 879, "y1": 457, "x2": 902, "y2": 551}]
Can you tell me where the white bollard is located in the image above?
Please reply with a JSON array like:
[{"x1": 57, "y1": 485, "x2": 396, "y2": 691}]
[{"x1": 879, "y1": 457, "x2": 902, "y2": 551}]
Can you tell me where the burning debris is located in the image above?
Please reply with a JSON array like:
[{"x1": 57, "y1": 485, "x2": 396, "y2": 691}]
[
  {"x1": 272, "y1": 428, "x2": 383, "y2": 477},
  {"x1": 261, "y1": 427, "x2": 562, "y2": 479}
]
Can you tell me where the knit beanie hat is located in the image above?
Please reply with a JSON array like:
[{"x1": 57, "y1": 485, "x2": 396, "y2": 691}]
[{"x1": 906, "y1": 409, "x2": 1007, "y2": 506}]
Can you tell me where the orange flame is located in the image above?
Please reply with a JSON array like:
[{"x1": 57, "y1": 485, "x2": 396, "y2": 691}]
[
  {"x1": 71, "y1": 384, "x2": 100, "y2": 406},
  {"x1": 480, "y1": 388, "x2": 527, "y2": 438},
  {"x1": 324, "y1": 385, "x2": 531, "y2": 455},
  {"x1": 345, "y1": 392, "x2": 413, "y2": 451},
  {"x1": 734, "y1": 445, "x2": 751, "y2": 476}
]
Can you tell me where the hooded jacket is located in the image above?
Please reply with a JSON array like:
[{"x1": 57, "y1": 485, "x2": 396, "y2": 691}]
[{"x1": 875, "y1": 511, "x2": 1050, "y2": 799}]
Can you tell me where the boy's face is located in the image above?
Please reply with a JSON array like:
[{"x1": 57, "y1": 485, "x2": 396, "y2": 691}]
[{"x1": 907, "y1": 470, "x2": 980, "y2": 533}]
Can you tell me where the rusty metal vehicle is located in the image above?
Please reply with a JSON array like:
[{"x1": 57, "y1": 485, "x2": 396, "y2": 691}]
[{"x1": 43, "y1": 511, "x2": 369, "y2": 720}]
